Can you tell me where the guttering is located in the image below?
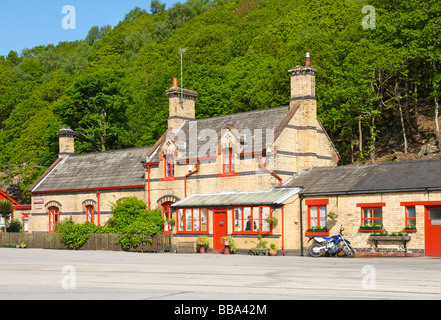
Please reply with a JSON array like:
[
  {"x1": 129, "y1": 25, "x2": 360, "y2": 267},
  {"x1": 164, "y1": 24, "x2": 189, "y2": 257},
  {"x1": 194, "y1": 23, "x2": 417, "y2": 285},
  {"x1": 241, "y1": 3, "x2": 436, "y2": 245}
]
[
  {"x1": 184, "y1": 161, "x2": 200, "y2": 197},
  {"x1": 299, "y1": 193, "x2": 304, "y2": 256},
  {"x1": 31, "y1": 184, "x2": 145, "y2": 194},
  {"x1": 300, "y1": 187, "x2": 441, "y2": 197},
  {"x1": 281, "y1": 206, "x2": 285, "y2": 256},
  {"x1": 258, "y1": 156, "x2": 282, "y2": 186}
]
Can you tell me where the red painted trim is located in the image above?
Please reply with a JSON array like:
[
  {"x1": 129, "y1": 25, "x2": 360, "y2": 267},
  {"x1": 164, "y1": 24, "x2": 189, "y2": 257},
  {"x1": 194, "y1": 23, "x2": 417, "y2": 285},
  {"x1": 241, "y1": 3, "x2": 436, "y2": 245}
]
[
  {"x1": 218, "y1": 172, "x2": 238, "y2": 177},
  {"x1": 231, "y1": 206, "x2": 273, "y2": 235},
  {"x1": 96, "y1": 190, "x2": 100, "y2": 226},
  {"x1": 0, "y1": 190, "x2": 19, "y2": 205},
  {"x1": 160, "y1": 177, "x2": 178, "y2": 181},
  {"x1": 176, "y1": 207, "x2": 209, "y2": 234},
  {"x1": 281, "y1": 206, "x2": 285, "y2": 256},
  {"x1": 356, "y1": 202, "x2": 385, "y2": 208},
  {"x1": 400, "y1": 201, "x2": 441, "y2": 206},
  {"x1": 305, "y1": 231, "x2": 329, "y2": 237},
  {"x1": 185, "y1": 161, "x2": 200, "y2": 197},
  {"x1": 305, "y1": 199, "x2": 329, "y2": 206},
  {"x1": 12, "y1": 205, "x2": 31, "y2": 210},
  {"x1": 258, "y1": 156, "x2": 282, "y2": 186},
  {"x1": 32, "y1": 185, "x2": 145, "y2": 194},
  {"x1": 306, "y1": 204, "x2": 328, "y2": 229}
]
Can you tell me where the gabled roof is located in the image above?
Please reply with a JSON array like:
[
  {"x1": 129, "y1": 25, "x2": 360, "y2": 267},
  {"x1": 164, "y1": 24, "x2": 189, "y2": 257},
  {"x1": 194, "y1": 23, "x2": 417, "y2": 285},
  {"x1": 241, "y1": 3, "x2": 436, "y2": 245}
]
[
  {"x1": 31, "y1": 146, "x2": 151, "y2": 193},
  {"x1": 282, "y1": 158, "x2": 441, "y2": 195},
  {"x1": 171, "y1": 187, "x2": 301, "y2": 207},
  {"x1": 146, "y1": 105, "x2": 295, "y2": 163},
  {"x1": 0, "y1": 189, "x2": 19, "y2": 205}
]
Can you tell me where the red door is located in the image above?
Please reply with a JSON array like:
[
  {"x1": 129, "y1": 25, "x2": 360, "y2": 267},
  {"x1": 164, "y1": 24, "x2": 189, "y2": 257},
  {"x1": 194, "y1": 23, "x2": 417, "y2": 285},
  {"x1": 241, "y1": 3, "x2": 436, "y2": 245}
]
[
  {"x1": 425, "y1": 206, "x2": 441, "y2": 256},
  {"x1": 213, "y1": 208, "x2": 228, "y2": 252}
]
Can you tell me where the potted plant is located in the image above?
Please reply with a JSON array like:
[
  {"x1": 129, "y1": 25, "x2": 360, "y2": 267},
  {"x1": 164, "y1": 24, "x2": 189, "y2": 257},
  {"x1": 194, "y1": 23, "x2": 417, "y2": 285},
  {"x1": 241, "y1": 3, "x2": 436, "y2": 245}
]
[
  {"x1": 220, "y1": 236, "x2": 236, "y2": 254},
  {"x1": 265, "y1": 216, "x2": 278, "y2": 229},
  {"x1": 269, "y1": 243, "x2": 278, "y2": 256},
  {"x1": 249, "y1": 235, "x2": 269, "y2": 255},
  {"x1": 196, "y1": 236, "x2": 210, "y2": 253},
  {"x1": 327, "y1": 211, "x2": 338, "y2": 220}
]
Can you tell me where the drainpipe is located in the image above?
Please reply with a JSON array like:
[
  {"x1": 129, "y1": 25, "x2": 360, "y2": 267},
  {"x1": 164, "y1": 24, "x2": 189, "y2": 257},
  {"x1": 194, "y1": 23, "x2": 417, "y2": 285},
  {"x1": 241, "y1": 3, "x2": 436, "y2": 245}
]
[
  {"x1": 185, "y1": 161, "x2": 200, "y2": 197},
  {"x1": 299, "y1": 193, "x2": 304, "y2": 256},
  {"x1": 97, "y1": 190, "x2": 101, "y2": 226},
  {"x1": 258, "y1": 156, "x2": 282, "y2": 186},
  {"x1": 147, "y1": 165, "x2": 151, "y2": 211},
  {"x1": 282, "y1": 206, "x2": 285, "y2": 256}
]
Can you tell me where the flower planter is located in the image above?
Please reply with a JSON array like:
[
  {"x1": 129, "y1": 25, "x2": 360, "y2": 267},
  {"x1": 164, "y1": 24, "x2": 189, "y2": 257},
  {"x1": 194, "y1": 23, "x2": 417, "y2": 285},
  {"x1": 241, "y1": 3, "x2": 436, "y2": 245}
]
[
  {"x1": 269, "y1": 249, "x2": 278, "y2": 256},
  {"x1": 359, "y1": 226, "x2": 384, "y2": 232},
  {"x1": 3, "y1": 244, "x2": 16, "y2": 248}
]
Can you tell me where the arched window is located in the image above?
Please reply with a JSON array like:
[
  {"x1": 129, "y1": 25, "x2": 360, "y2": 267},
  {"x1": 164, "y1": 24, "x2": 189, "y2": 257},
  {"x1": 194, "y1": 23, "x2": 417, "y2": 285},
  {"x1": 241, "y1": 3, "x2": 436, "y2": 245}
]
[
  {"x1": 48, "y1": 206, "x2": 59, "y2": 233},
  {"x1": 85, "y1": 205, "x2": 94, "y2": 224},
  {"x1": 162, "y1": 202, "x2": 171, "y2": 233}
]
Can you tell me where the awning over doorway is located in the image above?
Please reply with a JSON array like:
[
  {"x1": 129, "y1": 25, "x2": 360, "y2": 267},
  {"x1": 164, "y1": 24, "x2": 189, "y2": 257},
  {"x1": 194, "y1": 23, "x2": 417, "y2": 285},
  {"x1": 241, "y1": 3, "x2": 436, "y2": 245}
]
[{"x1": 171, "y1": 187, "x2": 301, "y2": 208}]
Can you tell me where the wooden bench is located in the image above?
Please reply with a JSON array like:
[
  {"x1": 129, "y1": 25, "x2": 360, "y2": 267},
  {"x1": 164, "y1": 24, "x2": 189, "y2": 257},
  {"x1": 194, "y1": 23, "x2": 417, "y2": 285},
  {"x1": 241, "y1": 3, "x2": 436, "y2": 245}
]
[{"x1": 176, "y1": 242, "x2": 196, "y2": 253}]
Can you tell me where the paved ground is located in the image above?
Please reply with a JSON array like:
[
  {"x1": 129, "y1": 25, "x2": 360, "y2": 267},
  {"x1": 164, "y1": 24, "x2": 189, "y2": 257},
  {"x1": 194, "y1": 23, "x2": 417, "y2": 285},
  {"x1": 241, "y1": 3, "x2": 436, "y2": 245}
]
[{"x1": 0, "y1": 248, "x2": 440, "y2": 300}]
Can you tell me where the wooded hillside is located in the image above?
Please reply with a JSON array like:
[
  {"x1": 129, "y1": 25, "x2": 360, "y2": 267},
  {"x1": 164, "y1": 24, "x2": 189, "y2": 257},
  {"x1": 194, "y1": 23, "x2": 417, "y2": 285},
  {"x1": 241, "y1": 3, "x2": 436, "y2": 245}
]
[{"x1": 1, "y1": 0, "x2": 440, "y2": 202}]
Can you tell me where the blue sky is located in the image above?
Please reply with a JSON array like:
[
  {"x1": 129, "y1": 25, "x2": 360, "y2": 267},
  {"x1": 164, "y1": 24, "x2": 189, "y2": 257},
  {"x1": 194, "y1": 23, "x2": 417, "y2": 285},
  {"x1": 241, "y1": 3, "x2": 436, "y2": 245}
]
[{"x1": 0, "y1": 0, "x2": 182, "y2": 57}]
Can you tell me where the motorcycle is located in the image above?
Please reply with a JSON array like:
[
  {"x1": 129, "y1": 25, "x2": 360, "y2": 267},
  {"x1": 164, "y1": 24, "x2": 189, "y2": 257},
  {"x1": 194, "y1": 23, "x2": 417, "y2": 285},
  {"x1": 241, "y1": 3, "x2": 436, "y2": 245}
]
[{"x1": 307, "y1": 226, "x2": 355, "y2": 257}]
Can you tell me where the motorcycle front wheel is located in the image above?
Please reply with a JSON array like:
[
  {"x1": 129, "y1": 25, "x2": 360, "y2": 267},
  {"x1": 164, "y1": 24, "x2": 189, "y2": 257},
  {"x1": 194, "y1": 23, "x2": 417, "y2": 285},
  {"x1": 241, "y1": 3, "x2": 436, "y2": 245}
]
[
  {"x1": 342, "y1": 245, "x2": 355, "y2": 258},
  {"x1": 308, "y1": 243, "x2": 325, "y2": 257}
]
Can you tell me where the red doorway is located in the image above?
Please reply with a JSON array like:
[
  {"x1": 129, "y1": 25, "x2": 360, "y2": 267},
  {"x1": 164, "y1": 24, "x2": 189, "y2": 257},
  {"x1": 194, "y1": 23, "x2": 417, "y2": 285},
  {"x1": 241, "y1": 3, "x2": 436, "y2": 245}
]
[
  {"x1": 213, "y1": 208, "x2": 228, "y2": 252},
  {"x1": 425, "y1": 206, "x2": 441, "y2": 256}
]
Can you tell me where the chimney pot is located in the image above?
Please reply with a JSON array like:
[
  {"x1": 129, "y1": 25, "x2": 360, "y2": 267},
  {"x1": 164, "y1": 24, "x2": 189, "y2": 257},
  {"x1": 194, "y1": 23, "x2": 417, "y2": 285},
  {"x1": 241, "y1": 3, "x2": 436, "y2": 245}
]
[
  {"x1": 305, "y1": 52, "x2": 311, "y2": 66},
  {"x1": 173, "y1": 77, "x2": 178, "y2": 87}
]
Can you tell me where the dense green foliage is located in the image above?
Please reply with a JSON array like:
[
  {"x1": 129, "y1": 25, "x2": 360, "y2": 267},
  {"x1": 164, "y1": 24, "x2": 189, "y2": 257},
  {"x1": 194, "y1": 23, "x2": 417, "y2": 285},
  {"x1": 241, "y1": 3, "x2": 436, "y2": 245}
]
[
  {"x1": 56, "y1": 197, "x2": 164, "y2": 249},
  {"x1": 1, "y1": 0, "x2": 441, "y2": 201}
]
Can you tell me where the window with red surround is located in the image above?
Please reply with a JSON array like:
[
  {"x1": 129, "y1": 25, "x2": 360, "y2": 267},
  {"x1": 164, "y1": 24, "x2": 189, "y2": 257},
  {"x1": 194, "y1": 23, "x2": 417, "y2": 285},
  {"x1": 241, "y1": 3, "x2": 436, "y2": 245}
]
[
  {"x1": 357, "y1": 203, "x2": 385, "y2": 231},
  {"x1": 162, "y1": 202, "x2": 171, "y2": 233},
  {"x1": 85, "y1": 205, "x2": 94, "y2": 224},
  {"x1": 305, "y1": 199, "x2": 329, "y2": 235},
  {"x1": 405, "y1": 206, "x2": 416, "y2": 231},
  {"x1": 161, "y1": 154, "x2": 177, "y2": 181},
  {"x1": 232, "y1": 206, "x2": 272, "y2": 234},
  {"x1": 218, "y1": 148, "x2": 238, "y2": 177},
  {"x1": 177, "y1": 208, "x2": 208, "y2": 233},
  {"x1": 48, "y1": 206, "x2": 59, "y2": 232}
]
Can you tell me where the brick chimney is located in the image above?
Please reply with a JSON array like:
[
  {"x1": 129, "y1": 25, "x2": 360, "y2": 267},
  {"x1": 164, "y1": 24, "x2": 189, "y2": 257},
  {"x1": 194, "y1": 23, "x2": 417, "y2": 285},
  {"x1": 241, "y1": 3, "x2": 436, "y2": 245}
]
[
  {"x1": 287, "y1": 52, "x2": 317, "y2": 125},
  {"x1": 166, "y1": 77, "x2": 198, "y2": 130},
  {"x1": 287, "y1": 53, "x2": 319, "y2": 169},
  {"x1": 56, "y1": 126, "x2": 76, "y2": 158}
]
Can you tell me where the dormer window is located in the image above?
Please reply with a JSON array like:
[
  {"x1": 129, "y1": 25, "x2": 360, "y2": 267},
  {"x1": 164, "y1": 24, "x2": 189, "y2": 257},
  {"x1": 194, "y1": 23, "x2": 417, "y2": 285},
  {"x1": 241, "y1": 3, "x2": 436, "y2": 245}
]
[
  {"x1": 161, "y1": 154, "x2": 177, "y2": 181},
  {"x1": 166, "y1": 154, "x2": 175, "y2": 177},
  {"x1": 223, "y1": 148, "x2": 235, "y2": 173}
]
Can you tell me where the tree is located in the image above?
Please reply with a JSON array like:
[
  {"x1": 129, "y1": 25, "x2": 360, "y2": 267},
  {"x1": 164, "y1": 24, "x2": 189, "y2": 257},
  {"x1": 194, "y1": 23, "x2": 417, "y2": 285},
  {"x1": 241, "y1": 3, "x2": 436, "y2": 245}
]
[
  {"x1": 53, "y1": 69, "x2": 134, "y2": 153},
  {"x1": 150, "y1": 0, "x2": 166, "y2": 15},
  {"x1": 0, "y1": 200, "x2": 12, "y2": 233}
]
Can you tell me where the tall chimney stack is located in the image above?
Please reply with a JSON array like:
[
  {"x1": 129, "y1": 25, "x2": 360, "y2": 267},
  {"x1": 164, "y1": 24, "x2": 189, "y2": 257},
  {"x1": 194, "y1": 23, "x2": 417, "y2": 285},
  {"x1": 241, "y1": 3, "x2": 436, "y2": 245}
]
[
  {"x1": 57, "y1": 126, "x2": 76, "y2": 158},
  {"x1": 166, "y1": 78, "x2": 198, "y2": 130}
]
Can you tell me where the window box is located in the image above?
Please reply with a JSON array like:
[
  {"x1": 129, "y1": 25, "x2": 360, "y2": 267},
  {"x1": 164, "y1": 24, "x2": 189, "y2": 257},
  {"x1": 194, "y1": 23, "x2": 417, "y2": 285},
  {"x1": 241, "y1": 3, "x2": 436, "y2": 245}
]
[
  {"x1": 404, "y1": 225, "x2": 417, "y2": 232},
  {"x1": 306, "y1": 227, "x2": 329, "y2": 236},
  {"x1": 358, "y1": 224, "x2": 384, "y2": 232}
]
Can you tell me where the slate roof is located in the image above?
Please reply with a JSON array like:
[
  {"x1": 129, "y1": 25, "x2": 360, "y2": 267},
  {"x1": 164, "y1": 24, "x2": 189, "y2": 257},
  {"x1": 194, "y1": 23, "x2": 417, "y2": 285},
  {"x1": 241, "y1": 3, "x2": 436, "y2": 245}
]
[
  {"x1": 171, "y1": 187, "x2": 302, "y2": 207},
  {"x1": 146, "y1": 106, "x2": 294, "y2": 163},
  {"x1": 31, "y1": 146, "x2": 151, "y2": 192},
  {"x1": 282, "y1": 158, "x2": 441, "y2": 195}
]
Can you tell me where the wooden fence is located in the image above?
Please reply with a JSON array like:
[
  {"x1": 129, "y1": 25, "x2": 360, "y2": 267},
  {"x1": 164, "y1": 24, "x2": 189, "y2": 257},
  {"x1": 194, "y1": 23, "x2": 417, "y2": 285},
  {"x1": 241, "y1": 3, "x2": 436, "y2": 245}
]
[{"x1": 0, "y1": 233, "x2": 170, "y2": 252}]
